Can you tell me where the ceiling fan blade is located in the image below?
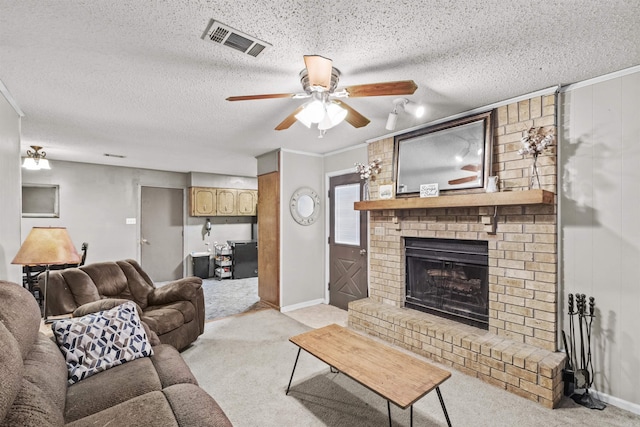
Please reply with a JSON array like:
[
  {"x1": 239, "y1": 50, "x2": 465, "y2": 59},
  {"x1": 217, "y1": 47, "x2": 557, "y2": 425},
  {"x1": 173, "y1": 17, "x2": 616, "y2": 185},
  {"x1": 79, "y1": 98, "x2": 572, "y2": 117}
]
[
  {"x1": 461, "y1": 164, "x2": 482, "y2": 172},
  {"x1": 275, "y1": 105, "x2": 305, "y2": 131},
  {"x1": 334, "y1": 100, "x2": 371, "y2": 128},
  {"x1": 448, "y1": 175, "x2": 479, "y2": 185},
  {"x1": 303, "y1": 55, "x2": 333, "y2": 89},
  {"x1": 344, "y1": 80, "x2": 418, "y2": 98},
  {"x1": 226, "y1": 93, "x2": 296, "y2": 101}
]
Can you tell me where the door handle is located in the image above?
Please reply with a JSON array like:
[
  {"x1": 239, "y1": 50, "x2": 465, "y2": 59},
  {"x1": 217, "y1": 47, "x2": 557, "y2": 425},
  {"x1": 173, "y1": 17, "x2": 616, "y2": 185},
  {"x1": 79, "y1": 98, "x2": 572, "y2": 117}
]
[
  {"x1": 359, "y1": 248, "x2": 367, "y2": 255},
  {"x1": 141, "y1": 238, "x2": 150, "y2": 245}
]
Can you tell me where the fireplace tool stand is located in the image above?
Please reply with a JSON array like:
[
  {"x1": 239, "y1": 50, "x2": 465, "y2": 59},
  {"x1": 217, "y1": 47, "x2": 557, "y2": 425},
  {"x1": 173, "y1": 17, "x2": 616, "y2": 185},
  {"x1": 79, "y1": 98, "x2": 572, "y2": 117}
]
[{"x1": 563, "y1": 293, "x2": 606, "y2": 410}]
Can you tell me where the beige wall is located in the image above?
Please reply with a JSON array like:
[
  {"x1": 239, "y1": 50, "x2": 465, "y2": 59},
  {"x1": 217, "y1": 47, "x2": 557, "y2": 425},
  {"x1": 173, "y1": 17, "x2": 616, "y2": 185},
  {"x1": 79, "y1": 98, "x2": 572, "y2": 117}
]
[
  {"x1": 280, "y1": 150, "x2": 325, "y2": 309},
  {"x1": 22, "y1": 161, "x2": 254, "y2": 276},
  {"x1": 0, "y1": 88, "x2": 22, "y2": 283},
  {"x1": 560, "y1": 69, "x2": 640, "y2": 410}
]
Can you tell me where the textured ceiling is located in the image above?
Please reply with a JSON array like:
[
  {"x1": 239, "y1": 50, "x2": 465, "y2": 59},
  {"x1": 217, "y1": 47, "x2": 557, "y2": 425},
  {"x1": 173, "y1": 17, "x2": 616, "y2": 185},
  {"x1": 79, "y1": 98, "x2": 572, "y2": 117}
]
[{"x1": 1, "y1": 1, "x2": 639, "y2": 177}]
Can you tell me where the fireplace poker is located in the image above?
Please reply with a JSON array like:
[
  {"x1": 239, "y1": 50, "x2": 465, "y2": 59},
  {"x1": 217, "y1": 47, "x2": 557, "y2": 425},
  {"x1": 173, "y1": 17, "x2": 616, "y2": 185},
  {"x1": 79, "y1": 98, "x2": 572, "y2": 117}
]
[
  {"x1": 562, "y1": 330, "x2": 572, "y2": 371},
  {"x1": 568, "y1": 293, "x2": 577, "y2": 371},
  {"x1": 578, "y1": 294, "x2": 587, "y2": 372},
  {"x1": 586, "y1": 296, "x2": 595, "y2": 387}
]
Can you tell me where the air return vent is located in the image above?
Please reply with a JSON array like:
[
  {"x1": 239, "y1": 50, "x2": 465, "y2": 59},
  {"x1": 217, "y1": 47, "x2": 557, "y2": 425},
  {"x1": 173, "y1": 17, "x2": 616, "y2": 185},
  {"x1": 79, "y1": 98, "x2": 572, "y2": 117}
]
[{"x1": 201, "y1": 19, "x2": 271, "y2": 58}]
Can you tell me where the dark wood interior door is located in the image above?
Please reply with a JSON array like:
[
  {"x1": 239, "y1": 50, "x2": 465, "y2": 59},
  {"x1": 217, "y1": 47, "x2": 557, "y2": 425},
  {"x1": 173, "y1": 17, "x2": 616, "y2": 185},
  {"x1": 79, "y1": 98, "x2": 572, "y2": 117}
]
[
  {"x1": 258, "y1": 171, "x2": 280, "y2": 309},
  {"x1": 329, "y1": 173, "x2": 368, "y2": 310}
]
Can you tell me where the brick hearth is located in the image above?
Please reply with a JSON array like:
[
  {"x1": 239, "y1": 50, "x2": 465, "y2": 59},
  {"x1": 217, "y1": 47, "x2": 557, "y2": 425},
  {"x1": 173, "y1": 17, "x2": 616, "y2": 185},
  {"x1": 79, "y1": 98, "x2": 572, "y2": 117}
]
[{"x1": 348, "y1": 94, "x2": 567, "y2": 408}]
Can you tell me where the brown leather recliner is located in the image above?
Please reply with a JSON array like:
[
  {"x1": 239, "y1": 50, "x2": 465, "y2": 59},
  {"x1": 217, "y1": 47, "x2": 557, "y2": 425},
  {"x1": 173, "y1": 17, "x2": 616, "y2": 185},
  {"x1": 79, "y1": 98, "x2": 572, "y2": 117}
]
[{"x1": 44, "y1": 259, "x2": 205, "y2": 351}]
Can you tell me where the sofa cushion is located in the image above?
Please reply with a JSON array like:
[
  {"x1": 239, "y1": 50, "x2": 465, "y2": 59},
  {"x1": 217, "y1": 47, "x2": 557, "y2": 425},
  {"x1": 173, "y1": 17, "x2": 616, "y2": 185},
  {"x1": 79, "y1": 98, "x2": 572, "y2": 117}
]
[
  {"x1": 52, "y1": 301, "x2": 153, "y2": 385},
  {"x1": 64, "y1": 356, "x2": 162, "y2": 423},
  {"x1": 81, "y1": 262, "x2": 132, "y2": 299},
  {"x1": 65, "y1": 390, "x2": 179, "y2": 427},
  {"x1": 141, "y1": 301, "x2": 195, "y2": 335}
]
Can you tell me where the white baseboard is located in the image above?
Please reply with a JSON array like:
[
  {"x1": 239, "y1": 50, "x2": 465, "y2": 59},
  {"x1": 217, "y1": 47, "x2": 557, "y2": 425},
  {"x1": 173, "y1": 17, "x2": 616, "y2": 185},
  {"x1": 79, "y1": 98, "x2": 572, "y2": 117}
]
[
  {"x1": 592, "y1": 390, "x2": 640, "y2": 415},
  {"x1": 280, "y1": 299, "x2": 325, "y2": 313}
]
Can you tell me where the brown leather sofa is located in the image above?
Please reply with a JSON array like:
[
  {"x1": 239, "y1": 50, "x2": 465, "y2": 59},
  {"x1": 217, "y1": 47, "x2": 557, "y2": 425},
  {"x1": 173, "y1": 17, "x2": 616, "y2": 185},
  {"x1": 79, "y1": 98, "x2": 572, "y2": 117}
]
[
  {"x1": 44, "y1": 259, "x2": 205, "y2": 351},
  {"x1": 0, "y1": 280, "x2": 231, "y2": 427}
]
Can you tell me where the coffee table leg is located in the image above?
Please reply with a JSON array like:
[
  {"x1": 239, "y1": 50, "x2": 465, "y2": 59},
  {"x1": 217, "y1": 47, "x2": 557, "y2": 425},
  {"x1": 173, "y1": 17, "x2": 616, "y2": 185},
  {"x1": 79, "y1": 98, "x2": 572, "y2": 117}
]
[
  {"x1": 286, "y1": 348, "x2": 302, "y2": 395},
  {"x1": 387, "y1": 401, "x2": 392, "y2": 427},
  {"x1": 410, "y1": 405, "x2": 413, "y2": 426},
  {"x1": 436, "y1": 386, "x2": 452, "y2": 427}
]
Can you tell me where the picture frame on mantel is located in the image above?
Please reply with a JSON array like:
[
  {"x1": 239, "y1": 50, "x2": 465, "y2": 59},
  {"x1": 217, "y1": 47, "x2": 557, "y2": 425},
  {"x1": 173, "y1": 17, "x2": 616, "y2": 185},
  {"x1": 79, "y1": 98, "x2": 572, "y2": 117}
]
[
  {"x1": 378, "y1": 183, "x2": 394, "y2": 200},
  {"x1": 394, "y1": 111, "x2": 493, "y2": 196}
]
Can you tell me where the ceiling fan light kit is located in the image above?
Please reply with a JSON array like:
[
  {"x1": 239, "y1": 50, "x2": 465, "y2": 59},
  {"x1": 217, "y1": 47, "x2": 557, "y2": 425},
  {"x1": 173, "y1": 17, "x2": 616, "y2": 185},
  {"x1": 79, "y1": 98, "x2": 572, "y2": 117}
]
[{"x1": 226, "y1": 55, "x2": 419, "y2": 135}]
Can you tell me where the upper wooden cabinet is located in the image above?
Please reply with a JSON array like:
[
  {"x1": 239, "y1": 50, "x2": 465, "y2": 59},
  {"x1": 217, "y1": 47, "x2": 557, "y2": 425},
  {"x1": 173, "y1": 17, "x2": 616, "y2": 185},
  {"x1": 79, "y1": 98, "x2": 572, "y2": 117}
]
[
  {"x1": 216, "y1": 189, "x2": 237, "y2": 216},
  {"x1": 237, "y1": 189, "x2": 258, "y2": 216},
  {"x1": 189, "y1": 187, "x2": 257, "y2": 217},
  {"x1": 190, "y1": 187, "x2": 217, "y2": 216}
]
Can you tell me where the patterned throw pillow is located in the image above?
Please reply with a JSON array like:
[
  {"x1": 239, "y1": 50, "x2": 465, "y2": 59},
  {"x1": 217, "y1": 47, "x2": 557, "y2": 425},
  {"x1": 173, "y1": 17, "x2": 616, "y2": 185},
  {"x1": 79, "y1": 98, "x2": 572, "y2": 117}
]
[{"x1": 52, "y1": 301, "x2": 154, "y2": 385}]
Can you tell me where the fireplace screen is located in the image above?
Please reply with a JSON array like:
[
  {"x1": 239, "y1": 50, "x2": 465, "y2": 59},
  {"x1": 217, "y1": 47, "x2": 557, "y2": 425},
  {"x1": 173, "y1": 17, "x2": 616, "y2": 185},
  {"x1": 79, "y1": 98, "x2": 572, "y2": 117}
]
[{"x1": 405, "y1": 238, "x2": 489, "y2": 329}]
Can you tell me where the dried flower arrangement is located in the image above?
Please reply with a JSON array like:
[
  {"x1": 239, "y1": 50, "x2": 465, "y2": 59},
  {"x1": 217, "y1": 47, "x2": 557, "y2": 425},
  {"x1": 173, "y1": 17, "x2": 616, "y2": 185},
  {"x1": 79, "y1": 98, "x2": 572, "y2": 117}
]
[
  {"x1": 518, "y1": 127, "x2": 554, "y2": 189},
  {"x1": 518, "y1": 127, "x2": 554, "y2": 158},
  {"x1": 354, "y1": 158, "x2": 382, "y2": 181}
]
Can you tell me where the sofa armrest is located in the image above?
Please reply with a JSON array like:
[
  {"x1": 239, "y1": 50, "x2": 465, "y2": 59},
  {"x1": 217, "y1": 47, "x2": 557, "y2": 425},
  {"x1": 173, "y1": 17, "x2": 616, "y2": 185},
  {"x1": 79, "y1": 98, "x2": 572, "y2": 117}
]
[{"x1": 148, "y1": 277, "x2": 202, "y2": 306}]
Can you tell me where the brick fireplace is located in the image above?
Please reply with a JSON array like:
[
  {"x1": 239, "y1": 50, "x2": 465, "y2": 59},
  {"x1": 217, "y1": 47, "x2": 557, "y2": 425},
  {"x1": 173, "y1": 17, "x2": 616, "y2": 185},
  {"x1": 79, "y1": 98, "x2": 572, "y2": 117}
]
[{"x1": 348, "y1": 94, "x2": 567, "y2": 408}]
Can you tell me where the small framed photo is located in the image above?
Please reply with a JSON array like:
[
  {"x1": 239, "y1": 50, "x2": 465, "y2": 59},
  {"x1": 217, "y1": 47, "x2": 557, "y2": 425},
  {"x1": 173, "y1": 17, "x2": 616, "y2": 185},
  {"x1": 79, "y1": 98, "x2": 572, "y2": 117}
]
[
  {"x1": 379, "y1": 184, "x2": 394, "y2": 200},
  {"x1": 420, "y1": 183, "x2": 439, "y2": 198}
]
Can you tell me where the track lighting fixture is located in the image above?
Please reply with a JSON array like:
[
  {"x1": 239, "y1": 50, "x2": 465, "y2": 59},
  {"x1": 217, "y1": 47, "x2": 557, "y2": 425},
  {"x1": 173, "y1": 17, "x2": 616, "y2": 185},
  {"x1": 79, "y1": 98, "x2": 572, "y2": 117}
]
[
  {"x1": 385, "y1": 98, "x2": 425, "y2": 131},
  {"x1": 22, "y1": 146, "x2": 51, "y2": 170}
]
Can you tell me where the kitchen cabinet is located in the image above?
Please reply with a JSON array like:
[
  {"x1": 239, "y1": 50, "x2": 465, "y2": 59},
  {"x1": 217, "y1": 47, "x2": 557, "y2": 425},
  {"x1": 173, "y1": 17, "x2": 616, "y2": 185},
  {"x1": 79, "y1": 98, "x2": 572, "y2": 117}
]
[
  {"x1": 189, "y1": 187, "x2": 217, "y2": 216},
  {"x1": 189, "y1": 187, "x2": 257, "y2": 217},
  {"x1": 216, "y1": 188, "x2": 237, "y2": 215},
  {"x1": 237, "y1": 189, "x2": 257, "y2": 215}
]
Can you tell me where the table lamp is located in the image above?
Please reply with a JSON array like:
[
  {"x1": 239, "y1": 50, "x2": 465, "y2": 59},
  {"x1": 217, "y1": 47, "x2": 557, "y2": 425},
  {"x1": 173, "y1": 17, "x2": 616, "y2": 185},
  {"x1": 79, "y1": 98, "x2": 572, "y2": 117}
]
[{"x1": 12, "y1": 227, "x2": 80, "y2": 323}]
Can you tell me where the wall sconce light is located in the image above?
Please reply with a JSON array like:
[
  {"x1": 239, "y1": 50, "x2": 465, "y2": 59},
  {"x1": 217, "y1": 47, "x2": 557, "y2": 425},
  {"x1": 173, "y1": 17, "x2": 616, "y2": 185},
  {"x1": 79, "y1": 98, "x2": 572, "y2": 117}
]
[
  {"x1": 22, "y1": 145, "x2": 51, "y2": 170},
  {"x1": 385, "y1": 98, "x2": 425, "y2": 131}
]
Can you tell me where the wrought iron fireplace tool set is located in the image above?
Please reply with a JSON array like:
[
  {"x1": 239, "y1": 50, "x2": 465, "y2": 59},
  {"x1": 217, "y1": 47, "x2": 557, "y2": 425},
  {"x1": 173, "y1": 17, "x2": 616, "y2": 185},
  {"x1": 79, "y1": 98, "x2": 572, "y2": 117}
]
[{"x1": 562, "y1": 293, "x2": 606, "y2": 410}]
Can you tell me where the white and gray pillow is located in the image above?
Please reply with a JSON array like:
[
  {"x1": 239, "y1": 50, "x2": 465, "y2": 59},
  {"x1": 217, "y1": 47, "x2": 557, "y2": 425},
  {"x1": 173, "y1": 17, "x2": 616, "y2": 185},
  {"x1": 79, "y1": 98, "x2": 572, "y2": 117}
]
[{"x1": 52, "y1": 301, "x2": 153, "y2": 384}]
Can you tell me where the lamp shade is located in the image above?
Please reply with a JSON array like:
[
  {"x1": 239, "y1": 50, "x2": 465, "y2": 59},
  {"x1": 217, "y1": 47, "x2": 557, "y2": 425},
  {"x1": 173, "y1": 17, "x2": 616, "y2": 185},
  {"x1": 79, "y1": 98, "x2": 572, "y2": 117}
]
[{"x1": 12, "y1": 227, "x2": 80, "y2": 266}]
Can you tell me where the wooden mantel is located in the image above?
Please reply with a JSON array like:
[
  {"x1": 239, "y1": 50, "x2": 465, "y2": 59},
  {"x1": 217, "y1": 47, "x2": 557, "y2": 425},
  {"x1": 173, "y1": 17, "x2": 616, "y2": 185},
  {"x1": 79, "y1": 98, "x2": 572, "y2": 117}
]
[{"x1": 354, "y1": 189, "x2": 554, "y2": 211}]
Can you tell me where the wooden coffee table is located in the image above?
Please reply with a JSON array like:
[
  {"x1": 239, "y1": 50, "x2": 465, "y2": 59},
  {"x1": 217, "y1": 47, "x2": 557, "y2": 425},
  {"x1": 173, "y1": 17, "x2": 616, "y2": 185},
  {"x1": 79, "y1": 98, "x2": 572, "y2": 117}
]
[{"x1": 287, "y1": 324, "x2": 452, "y2": 426}]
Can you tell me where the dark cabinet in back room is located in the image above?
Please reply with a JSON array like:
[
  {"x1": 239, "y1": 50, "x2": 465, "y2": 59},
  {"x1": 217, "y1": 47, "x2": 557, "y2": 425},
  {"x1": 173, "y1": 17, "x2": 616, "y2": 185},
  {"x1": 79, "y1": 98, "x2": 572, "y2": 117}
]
[{"x1": 228, "y1": 240, "x2": 257, "y2": 279}]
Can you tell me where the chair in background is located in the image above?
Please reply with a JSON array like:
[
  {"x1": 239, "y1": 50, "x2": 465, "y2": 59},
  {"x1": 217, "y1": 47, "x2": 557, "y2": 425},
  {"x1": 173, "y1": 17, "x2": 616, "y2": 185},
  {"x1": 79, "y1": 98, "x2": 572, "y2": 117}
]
[{"x1": 22, "y1": 242, "x2": 88, "y2": 307}]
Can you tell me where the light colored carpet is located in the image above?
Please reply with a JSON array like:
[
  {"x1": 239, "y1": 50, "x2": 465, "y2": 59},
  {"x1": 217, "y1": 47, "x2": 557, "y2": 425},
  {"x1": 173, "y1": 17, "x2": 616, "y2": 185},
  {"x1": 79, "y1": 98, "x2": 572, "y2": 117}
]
[
  {"x1": 181, "y1": 308, "x2": 640, "y2": 427},
  {"x1": 201, "y1": 277, "x2": 261, "y2": 320}
]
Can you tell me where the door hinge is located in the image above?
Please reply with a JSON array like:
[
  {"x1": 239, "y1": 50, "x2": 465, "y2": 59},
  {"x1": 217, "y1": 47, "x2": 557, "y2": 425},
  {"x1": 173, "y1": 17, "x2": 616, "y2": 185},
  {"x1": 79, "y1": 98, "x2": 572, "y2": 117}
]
[
  {"x1": 328, "y1": 282, "x2": 331, "y2": 290},
  {"x1": 328, "y1": 236, "x2": 330, "y2": 244},
  {"x1": 328, "y1": 190, "x2": 331, "y2": 198}
]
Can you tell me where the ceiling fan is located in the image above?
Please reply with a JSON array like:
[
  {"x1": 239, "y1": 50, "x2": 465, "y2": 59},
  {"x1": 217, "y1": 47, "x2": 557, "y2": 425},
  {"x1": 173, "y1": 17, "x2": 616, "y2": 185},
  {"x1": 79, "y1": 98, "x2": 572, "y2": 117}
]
[{"x1": 226, "y1": 55, "x2": 418, "y2": 135}]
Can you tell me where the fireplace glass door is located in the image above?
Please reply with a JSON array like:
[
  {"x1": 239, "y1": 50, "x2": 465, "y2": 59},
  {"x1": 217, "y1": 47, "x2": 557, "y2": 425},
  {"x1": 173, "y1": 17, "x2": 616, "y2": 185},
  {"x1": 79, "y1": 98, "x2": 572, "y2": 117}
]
[{"x1": 405, "y1": 238, "x2": 489, "y2": 329}]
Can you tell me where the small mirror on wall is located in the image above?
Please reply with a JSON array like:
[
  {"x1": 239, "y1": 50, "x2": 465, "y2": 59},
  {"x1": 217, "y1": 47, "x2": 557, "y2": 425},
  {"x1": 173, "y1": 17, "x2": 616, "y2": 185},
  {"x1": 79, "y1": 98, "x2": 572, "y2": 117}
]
[{"x1": 22, "y1": 184, "x2": 59, "y2": 218}]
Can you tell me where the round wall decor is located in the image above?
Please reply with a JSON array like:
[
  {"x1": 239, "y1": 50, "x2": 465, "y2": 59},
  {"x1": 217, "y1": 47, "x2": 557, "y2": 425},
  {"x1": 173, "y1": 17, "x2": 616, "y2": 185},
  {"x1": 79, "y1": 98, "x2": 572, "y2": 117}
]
[{"x1": 290, "y1": 187, "x2": 320, "y2": 226}]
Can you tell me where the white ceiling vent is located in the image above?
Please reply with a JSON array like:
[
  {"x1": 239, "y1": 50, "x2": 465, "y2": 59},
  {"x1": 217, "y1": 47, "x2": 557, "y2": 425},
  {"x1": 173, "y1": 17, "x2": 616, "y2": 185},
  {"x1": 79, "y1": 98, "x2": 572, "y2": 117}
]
[{"x1": 201, "y1": 19, "x2": 271, "y2": 58}]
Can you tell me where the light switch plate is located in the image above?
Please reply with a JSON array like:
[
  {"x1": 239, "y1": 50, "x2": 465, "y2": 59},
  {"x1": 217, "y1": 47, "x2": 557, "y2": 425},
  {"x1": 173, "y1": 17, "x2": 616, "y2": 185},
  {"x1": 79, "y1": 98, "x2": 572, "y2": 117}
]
[{"x1": 126, "y1": 218, "x2": 136, "y2": 225}]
